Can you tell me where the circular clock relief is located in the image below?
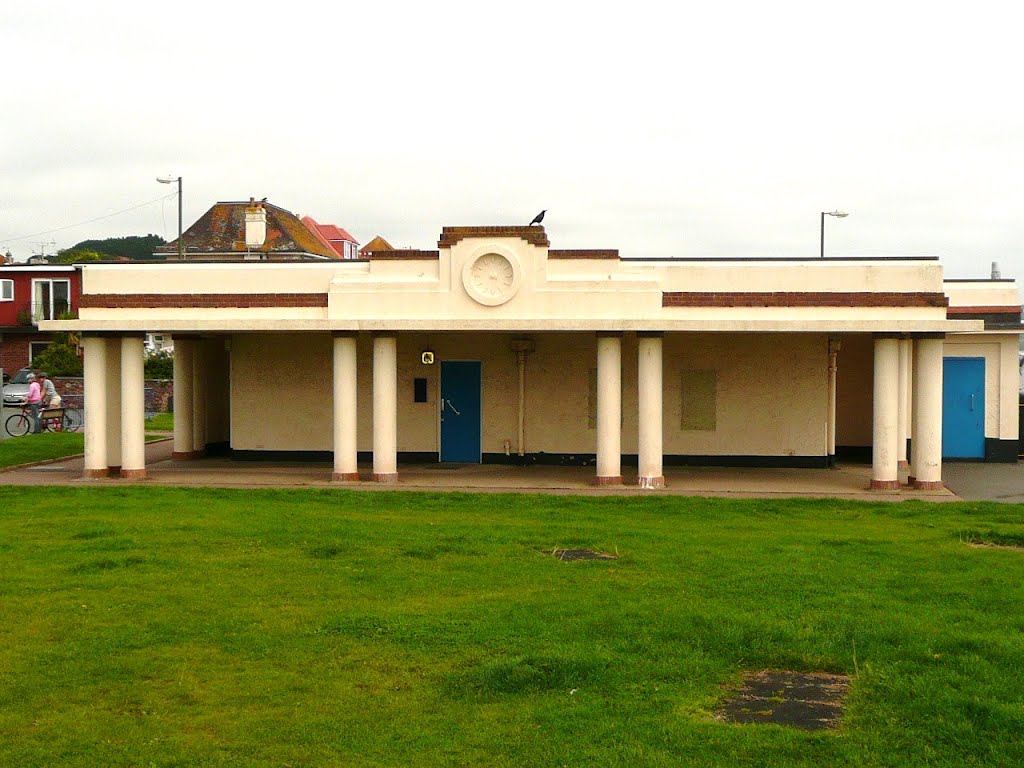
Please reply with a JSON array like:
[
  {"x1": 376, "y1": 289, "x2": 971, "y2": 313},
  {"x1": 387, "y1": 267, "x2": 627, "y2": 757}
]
[{"x1": 463, "y1": 252, "x2": 520, "y2": 306}]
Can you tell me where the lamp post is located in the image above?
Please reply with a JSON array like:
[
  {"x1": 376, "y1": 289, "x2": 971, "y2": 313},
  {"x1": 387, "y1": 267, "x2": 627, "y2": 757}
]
[
  {"x1": 157, "y1": 176, "x2": 183, "y2": 260},
  {"x1": 820, "y1": 210, "x2": 848, "y2": 258}
]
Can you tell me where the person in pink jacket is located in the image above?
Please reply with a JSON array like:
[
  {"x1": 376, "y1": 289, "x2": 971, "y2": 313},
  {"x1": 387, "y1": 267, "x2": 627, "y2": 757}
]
[{"x1": 25, "y1": 372, "x2": 42, "y2": 433}]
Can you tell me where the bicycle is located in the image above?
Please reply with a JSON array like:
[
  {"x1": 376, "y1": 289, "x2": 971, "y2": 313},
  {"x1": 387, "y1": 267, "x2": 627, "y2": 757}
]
[{"x1": 4, "y1": 404, "x2": 82, "y2": 437}]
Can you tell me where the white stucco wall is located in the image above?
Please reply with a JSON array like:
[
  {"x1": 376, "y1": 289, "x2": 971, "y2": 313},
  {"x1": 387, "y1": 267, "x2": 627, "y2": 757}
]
[
  {"x1": 944, "y1": 280, "x2": 1021, "y2": 309},
  {"x1": 944, "y1": 333, "x2": 1019, "y2": 441},
  {"x1": 226, "y1": 331, "x2": 829, "y2": 458}
]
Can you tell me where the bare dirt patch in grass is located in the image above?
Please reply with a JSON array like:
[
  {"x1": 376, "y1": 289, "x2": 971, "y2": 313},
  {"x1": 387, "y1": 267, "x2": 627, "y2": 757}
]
[
  {"x1": 549, "y1": 548, "x2": 618, "y2": 561},
  {"x1": 961, "y1": 529, "x2": 1024, "y2": 551},
  {"x1": 718, "y1": 670, "x2": 850, "y2": 731}
]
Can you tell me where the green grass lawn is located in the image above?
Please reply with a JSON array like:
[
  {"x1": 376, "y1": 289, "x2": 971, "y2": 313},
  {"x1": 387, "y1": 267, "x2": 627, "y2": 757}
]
[
  {"x1": 0, "y1": 431, "x2": 85, "y2": 468},
  {"x1": 1, "y1": 488, "x2": 1022, "y2": 767},
  {"x1": 0, "y1": 431, "x2": 166, "y2": 470},
  {"x1": 144, "y1": 412, "x2": 174, "y2": 431}
]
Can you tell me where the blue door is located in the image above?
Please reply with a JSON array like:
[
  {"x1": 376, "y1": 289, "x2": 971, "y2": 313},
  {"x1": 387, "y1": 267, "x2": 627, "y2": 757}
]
[
  {"x1": 440, "y1": 361, "x2": 481, "y2": 462},
  {"x1": 942, "y1": 357, "x2": 985, "y2": 459}
]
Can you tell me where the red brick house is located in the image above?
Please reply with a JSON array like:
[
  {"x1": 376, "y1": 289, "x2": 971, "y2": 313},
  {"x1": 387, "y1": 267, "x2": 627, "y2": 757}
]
[{"x1": 0, "y1": 264, "x2": 80, "y2": 376}]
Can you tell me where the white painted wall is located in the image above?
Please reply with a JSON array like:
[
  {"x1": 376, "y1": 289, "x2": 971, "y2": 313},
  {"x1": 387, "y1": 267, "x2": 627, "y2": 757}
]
[
  {"x1": 944, "y1": 333, "x2": 1019, "y2": 440},
  {"x1": 227, "y1": 331, "x2": 830, "y2": 458}
]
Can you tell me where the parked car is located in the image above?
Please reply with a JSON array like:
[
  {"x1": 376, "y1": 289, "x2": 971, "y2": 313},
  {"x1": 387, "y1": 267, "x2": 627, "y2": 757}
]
[{"x1": 2, "y1": 368, "x2": 34, "y2": 406}]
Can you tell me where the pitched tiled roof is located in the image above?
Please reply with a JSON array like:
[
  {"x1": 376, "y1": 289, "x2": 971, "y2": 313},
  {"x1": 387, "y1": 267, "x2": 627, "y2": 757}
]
[
  {"x1": 156, "y1": 201, "x2": 339, "y2": 259},
  {"x1": 359, "y1": 235, "x2": 394, "y2": 256},
  {"x1": 300, "y1": 216, "x2": 358, "y2": 258}
]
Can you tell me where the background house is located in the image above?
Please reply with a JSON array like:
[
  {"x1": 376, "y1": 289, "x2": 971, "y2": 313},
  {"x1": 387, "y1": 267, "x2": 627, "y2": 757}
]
[
  {"x1": 0, "y1": 263, "x2": 80, "y2": 375},
  {"x1": 155, "y1": 199, "x2": 351, "y2": 262},
  {"x1": 301, "y1": 217, "x2": 360, "y2": 259}
]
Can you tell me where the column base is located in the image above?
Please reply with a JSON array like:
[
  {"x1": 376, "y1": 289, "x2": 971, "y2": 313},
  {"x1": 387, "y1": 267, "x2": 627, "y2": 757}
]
[
  {"x1": 371, "y1": 472, "x2": 398, "y2": 483},
  {"x1": 83, "y1": 468, "x2": 109, "y2": 479},
  {"x1": 120, "y1": 468, "x2": 148, "y2": 479},
  {"x1": 172, "y1": 450, "x2": 204, "y2": 460},
  {"x1": 106, "y1": 466, "x2": 121, "y2": 478},
  {"x1": 592, "y1": 475, "x2": 623, "y2": 486},
  {"x1": 638, "y1": 475, "x2": 666, "y2": 489},
  {"x1": 869, "y1": 479, "x2": 901, "y2": 490},
  {"x1": 912, "y1": 479, "x2": 944, "y2": 490},
  {"x1": 332, "y1": 472, "x2": 361, "y2": 482}
]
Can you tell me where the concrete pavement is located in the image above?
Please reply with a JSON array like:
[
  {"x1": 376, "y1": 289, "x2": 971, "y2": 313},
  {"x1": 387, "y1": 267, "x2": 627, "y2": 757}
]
[
  {"x1": 5, "y1": 434, "x2": 1023, "y2": 501},
  {"x1": 0, "y1": 438, "x2": 967, "y2": 501},
  {"x1": 942, "y1": 461, "x2": 1024, "y2": 502}
]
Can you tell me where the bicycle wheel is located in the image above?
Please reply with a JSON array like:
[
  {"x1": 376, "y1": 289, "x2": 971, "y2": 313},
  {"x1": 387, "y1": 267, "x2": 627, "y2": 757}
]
[
  {"x1": 5, "y1": 413, "x2": 30, "y2": 437},
  {"x1": 62, "y1": 409, "x2": 83, "y2": 432}
]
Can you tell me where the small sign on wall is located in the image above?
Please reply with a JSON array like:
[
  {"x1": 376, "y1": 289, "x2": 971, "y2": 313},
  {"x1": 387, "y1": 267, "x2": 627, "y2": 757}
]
[{"x1": 421, "y1": 351, "x2": 435, "y2": 365}]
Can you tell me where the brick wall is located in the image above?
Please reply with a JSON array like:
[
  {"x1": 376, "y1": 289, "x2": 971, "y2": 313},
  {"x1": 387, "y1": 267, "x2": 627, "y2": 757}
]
[
  {"x1": 52, "y1": 377, "x2": 174, "y2": 413},
  {"x1": 1, "y1": 339, "x2": 30, "y2": 374},
  {"x1": 661, "y1": 291, "x2": 950, "y2": 308},
  {"x1": 79, "y1": 293, "x2": 327, "y2": 308}
]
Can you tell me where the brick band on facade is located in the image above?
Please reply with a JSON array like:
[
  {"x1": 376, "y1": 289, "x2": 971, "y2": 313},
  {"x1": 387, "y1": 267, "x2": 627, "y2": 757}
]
[
  {"x1": 549, "y1": 250, "x2": 620, "y2": 260},
  {"x1": 438, "y1": 226, "x2": 550, "y2": 248},
  {"x1": 79, "y1": 294, "x2": 328, "y2": 309},
  {"x1": 946, "y1": 305, "x2": 1022, "y2": 315},
  {"x1": 662, "y1": 292, "x2": 950, "y2": 308},
  {"x1": 367, "y1": 250, "x2": 440, "y2": 260}
]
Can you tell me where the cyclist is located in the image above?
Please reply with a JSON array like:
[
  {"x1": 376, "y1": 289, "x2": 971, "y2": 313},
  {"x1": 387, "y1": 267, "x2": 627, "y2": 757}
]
[
  {"x1": 25, "y1": 372, "x2": 42, "y2": 433},
  {"x1": 38, "y1": 372, "x2": 61, "y2": 409}
]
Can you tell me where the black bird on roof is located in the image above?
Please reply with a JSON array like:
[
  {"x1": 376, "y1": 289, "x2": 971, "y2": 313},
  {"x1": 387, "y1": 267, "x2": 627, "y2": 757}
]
[{"x1": 528, "y1": 210, "x2": 546, "y2": 226}]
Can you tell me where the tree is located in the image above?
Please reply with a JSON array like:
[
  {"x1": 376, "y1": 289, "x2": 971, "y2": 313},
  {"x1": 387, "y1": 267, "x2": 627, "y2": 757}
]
[
  {"x1": 55, "y1": 248, "x2": 104, "y2": 264},
  {"x1": 30, "y1": 341, "x2": 83, "y2": 377},
  {"x1": 59, "y1": 234, "x2": 167, "y2": 262},
  {"x1": 144, "y1": 349, "x2": 174, "y2": 379}
]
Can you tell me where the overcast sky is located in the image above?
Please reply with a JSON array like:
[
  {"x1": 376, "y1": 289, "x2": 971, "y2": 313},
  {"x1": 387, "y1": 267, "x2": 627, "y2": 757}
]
[{"x1": 2, "y1": 1, "x2": 1021, "y2": 282}]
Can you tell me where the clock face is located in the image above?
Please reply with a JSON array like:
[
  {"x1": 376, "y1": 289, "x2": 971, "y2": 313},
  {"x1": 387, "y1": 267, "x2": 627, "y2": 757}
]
[{"x1": 463, "y1": 252, "x2": 520, "y2": 306}]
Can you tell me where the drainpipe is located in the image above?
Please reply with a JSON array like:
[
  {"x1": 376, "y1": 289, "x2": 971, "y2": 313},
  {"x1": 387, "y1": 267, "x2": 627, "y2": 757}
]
[
  {"x1": 510, "y1": 339, "x2": 535, "y2": 457},
  {"x1": 827, "y1": 337, "x2": 841, "y2": 465}
]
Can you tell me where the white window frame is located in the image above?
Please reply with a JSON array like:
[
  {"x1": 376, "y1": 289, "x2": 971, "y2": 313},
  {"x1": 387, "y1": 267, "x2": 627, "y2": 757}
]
[
  {"x1": 0, "y1": 279, "x2": 12, "y2": 301},
  {"x1": 30, "y1": 278, "x2": 71, "y2": 323}
]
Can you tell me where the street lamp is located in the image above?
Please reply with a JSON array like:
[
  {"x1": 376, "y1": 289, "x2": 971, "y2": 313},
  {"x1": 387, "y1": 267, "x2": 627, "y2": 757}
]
[
  {"x1": 157, "y1": 176, "x2": 183, "y2": 260},
  {"x1": 820, "y1": 210, "x2": 848, "y2": 258}
]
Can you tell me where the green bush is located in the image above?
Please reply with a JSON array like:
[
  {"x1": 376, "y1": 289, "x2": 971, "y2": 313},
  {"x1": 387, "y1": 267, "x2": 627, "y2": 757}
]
[
  {"x1": 30, "y1": 342, "x2": 83, "y2": 376},
  {"x1": 144, "y1": 349, "x2": 174, "y2": 379}
]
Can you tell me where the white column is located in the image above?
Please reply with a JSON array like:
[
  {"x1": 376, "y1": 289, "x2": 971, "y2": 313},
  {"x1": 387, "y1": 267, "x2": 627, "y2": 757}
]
[
  {"x1": 911, "y1": 336, "x2": 944, "y2": 489},
  {"x1": 104, "y1": 340, "x2": 122, "y2": 475},
  {"x1": 333, "y1": 333, "x2": 359, "y2": 481},
  {"x1": 871, "y1": 336, "x2": 900, "y2": 490},
  {"x1": 192, "y1": 340, "x2": 207, "y2": 456},
  {"x1": 82, "y1": 336, "x2": 108, "y2": 478},
  {"x1": 172, "y1": 338, "x2": 195, "y2": 459},
  {"x1": 595, "y1": 333, "x2": 623, "y2": 484},
  {"x1": 897, "y1": 338, "x2": 911, "y2": 467},
  {"x1": 372, "y1": 334, "x2": 398, "y2": 482},
  {"x1": 120, "y1": 335, "x2": 147, "y2": 478},
  {"x1": 637, "y1": 332, "x2": 665, "y2": 489}
]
